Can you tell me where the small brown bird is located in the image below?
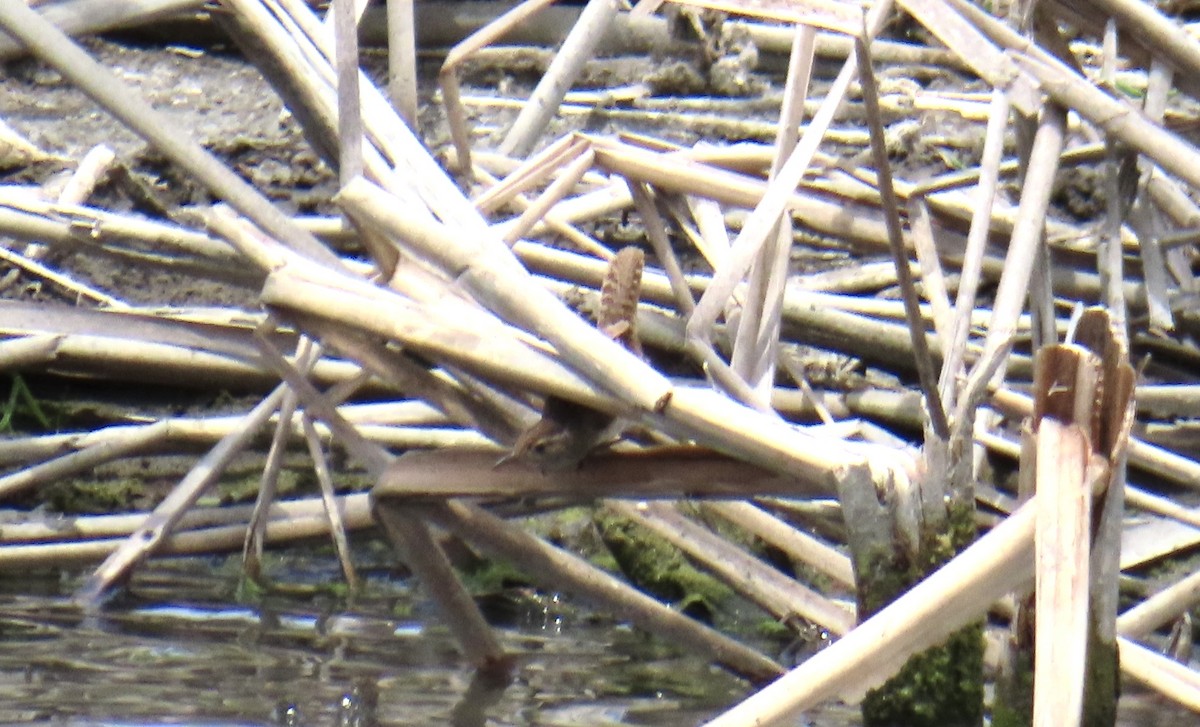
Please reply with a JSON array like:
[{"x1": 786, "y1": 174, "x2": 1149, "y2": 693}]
[
  {"x1": 501, "y1": 395, "x2": 618, "y2": 471},
  {"x1": 500, "y1": 246, "x2": 646, "y2": 471}
]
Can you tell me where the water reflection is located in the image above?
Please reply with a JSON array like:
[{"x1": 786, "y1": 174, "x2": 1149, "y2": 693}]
[
  {"x1": 0, "y1": 557, "x2": 743, "y2": 725},
  {"x1": 3, "y1": 557, "x2": 1192, "y2": 726}
]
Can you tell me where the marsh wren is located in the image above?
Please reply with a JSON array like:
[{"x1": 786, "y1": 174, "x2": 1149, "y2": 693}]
[
  {"x1": 501, "y1": 395, "x2": 618, "y2": 471},
  {"x1": 499, "y1": 247, "x2": 645, "y2": 471}
]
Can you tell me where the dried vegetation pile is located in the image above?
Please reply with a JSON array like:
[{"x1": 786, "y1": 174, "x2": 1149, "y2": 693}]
[{"x1": 2, "y1": 0, "x2": 1200, "y2": 723}]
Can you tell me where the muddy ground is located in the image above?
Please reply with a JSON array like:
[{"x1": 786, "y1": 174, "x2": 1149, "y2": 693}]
[{"x1": 0, "y1": 17, "x2": 980, "y2": 309}]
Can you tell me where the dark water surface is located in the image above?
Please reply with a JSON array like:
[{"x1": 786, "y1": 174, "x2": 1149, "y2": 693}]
[
  {"x1": 0, "y1": 555, "x2": 749, "y2": 726},
  {"x1": 2, "y1": 554, "x2": 1195, "y2": 726}
]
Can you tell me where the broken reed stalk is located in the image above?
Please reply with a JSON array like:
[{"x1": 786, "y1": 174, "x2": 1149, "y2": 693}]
[
  {"x1": 245, "y1": 335, "x2": 375, "y2": 582},
  {"x1": 373, "y1": 504, "x2": 507, "y2": 669},
  {"x1": 76, "y1": 385, "x2": 287, "y2": 604},
  {"x1": 500, "y1": 144, "x2": 596, "y2": 244},
  {"x1": 1072, "y1": 312, "x2": 1135, "y2": 725},
  {"x1": 0, "y1": 243, "x2": 126, "y2": 307},
  {"x1": 1119, "y1": 568, "x2": 1200, "y2": 640},
  {"x1": 0, "y1": 420, "x2": 171, "y2": 500},
  {"x1": 388, "y1": 497, "x2": 785, "y2": 682},
  {"x1": 603, "y1": 499, "x2": 855, "y2": 636},
  {"x1": 1120, "y1": 638, "x2": 1200, "y2": 712},
  {"x1": 937, "y1": 88, "x2": 1009, "y2": 407},
  {"x1": 254, "y1": 330, "x2": 517, "y2": 669},
  {"x1": 0, "y1": 494, "x2": 377, "y2": 571},
  {"x1": 376, "y1": 446, "x2": 830, "y2": 499},
  {"x1": 699, "y1": 500, "x2": 855, "y2": 589},
  {"x1": 439, "y1": 0, "x2": 559, "y2": 174},
  {"x1": 473, "y1": 134, "x2": 582, "y2": 212},
  {"x1": 0, "y1": 1, "x2": 205, "y2": 60},
  {"x1": 312, "y1": 324, "x2": 528, "y2": 446},
  {"x1": 384, "y1": 0, "x2": 418, "y2": 129},
  {"x1": 2, "y1": 194, "x2": 1190, "y2": 580},
  {"x1": 1, "y1": 492, "x2": 366, "y2": 545},
  {"x1": 0, "y1": 411, "x2": 482, "y2": 475},
  {"x1": 2, "y1": 142, "x2": 118, "y2": 299},
  {"x1": 0, "y1": 334, "x2": 59, "y2": 370},
  {"x1": 244, "y1": 381, "x2": 302, "y2": 582},
  {"x1": 958, "y1": 103, "x2": 1066, "y2": 417},
  {"x1": 855, "y1": 35, "x2": 946, "y2": 438},
  {"x1": 0, "y1": 294, "x2": 372, "y2": 390},
  {"x1": 332, "y1": 0, "x2": 364, "y2": 184},
  {"x1": 903, "y1": 197, "x2": 953, "y2": 343},
  {"x1": 625, "y1": 182, "x2": 696, "y2": 315},
  {"x1": 301, "y1": 407, "x2": 360, "y2": 590},
  {"x1": 1130, "y1": 59, "x2": 1175, "y2": 334},
  {"x1": 727, "y1": 24, "x2": 812, "y2": 398},
  {"x1": 0, "y1": 194, "x2": 249, "y2": 279},
  {"x1": 684, "y1": 0, "x2": 891, "y2": 367},
  {"x1": 498, "y1": 0, "x2": 621, "y2": 158},
  {"x1": 471, "y1": 145, "x2": 614, "y2": 259},
  {"x1": 1031, "y1": 419, "x2": 1093, "y2": 727},
  {"x1": 706, "y1": 496, "x2": 1038, "y2": 727},
  {"x1": 259, "y1": 261, "x2": 615, "y2": 411},
  {"x1": 336, "y1": 177, "x2": 675, "y2": 413},
  {"x1": 995, "y1": 309, "x2": 1133, "y2": 725}
]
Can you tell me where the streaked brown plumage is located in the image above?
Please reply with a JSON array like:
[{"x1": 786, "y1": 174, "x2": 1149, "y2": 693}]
[{"x1": 500, "y1": 246, "x2": 645, "y2": 471}]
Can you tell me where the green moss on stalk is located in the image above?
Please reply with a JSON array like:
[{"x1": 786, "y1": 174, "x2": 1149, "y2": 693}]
[
  {"x1": 460, "y1": 559, "x2": 534, "y2": 594},
  {"x1": 236, "y1": 576, "x2": 267, "y2": 602},
  {"x1": 216, "y1": 468, "x2": 301, "y2": 503},
  {"x1": 857, "y1": 497, "x2": 984, "y2": 726},
  {"x1": 991, "y1": 699, "x2": 1031, "y2": 726},
  {"x1": 754, "y1": 617, "x2": 794, "y2": 641},
  {"x1": 1082, "y1": 630, "x2": 1119, "y2": 727},
  {"x1": 594, "y1": 511, "x2": 732, "y2": 621},
  {"x1": 993, "y1": 639, "x2": 1035, "y2": 727},
  {"x1": 863, "y1": 622, "x2": 985, "y2": 726},
  {"x1": 45, "y1": 477, "x2": 146, "y2": 514}
]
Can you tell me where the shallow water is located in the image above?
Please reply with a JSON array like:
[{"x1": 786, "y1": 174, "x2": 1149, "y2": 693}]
[
  {"x1": 1, "y1": 554, "x2": 1195, "y2": 726},
  {"x1": 0, "y1": 555, "x2": 750, "y2": 726}
]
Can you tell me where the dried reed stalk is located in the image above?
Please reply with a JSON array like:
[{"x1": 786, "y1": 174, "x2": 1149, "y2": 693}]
[
  {"x1": 7, "y1": 0, "x2": 1200, "y2": 720},
  {"x1": 604, "y1": 499, "x2": 855, "y2": 635},
  {"x1": 706, "y1": 498, "x2": 1037, "y2": 726},
  {"x1": 77, "y1": 386, "x2": 287, "y2": 603},
  {"x1": 406, "y1": 497, "x2": 784, "y2": 682},
  {"x1": 0, "y1": 0, "x2": 204, "y2": 60},
  {"x1": 0, "y1": 494, "x2": 376, "y2": 571},
  {"x1": 1031, "y1": 419, "x2": 1092, "y2": 727},
  {"x1": 0, "y1": 0, "x2": 334, "y2": 265},
  {"x1": 385, "y1": 0, "x2": 418, "y2": 129},
  {"x1": 498, "y1": 0, "x2": 621, "y2": 157},
  {"x1": 699, "y1": 500, "x2": 854, "y2": 588}
]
